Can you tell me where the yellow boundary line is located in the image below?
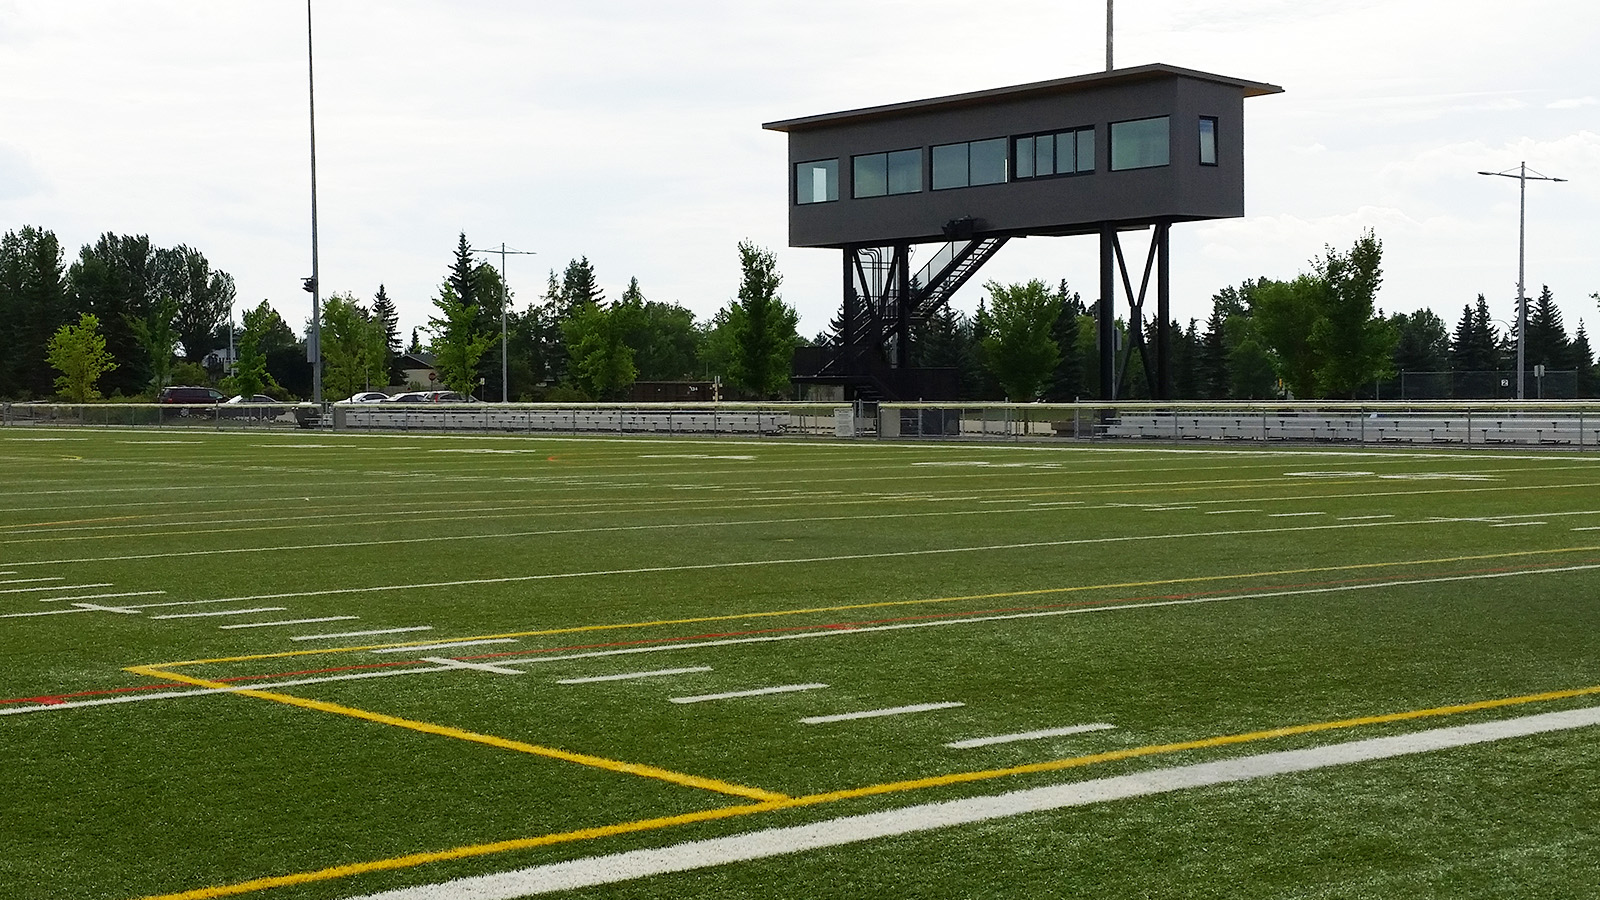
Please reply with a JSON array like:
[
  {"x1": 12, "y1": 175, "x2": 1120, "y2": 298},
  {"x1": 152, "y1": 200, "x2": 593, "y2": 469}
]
[
  {"x1": 130, "y1": 681, "x2": 1600, "y2": 900},
  {"x1": 148, "y1": 544, "x2": 1600, "y2": 669},
  {"x1": 127, "y1": 665, "x2": 785, "y2": 804}
]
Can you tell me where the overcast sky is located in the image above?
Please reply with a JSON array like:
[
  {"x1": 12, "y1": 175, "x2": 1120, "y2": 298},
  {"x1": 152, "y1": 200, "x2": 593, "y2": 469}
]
[{"x1": 2, "y1": 0, "x2": 1595, "y2": 346}]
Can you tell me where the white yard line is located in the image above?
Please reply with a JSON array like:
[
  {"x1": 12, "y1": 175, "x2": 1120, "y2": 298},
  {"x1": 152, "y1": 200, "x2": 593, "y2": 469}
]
[
  {"x1": 1204, "y1": 509, "x2": 1261, "y2": 515},
  {"x1": 0, "y1": 582, "x2": 112, "y2": 595},
  {"x1": 801, "y1": 702, "x2": 964, "y2": 724},
  {"x1": 370, "y1": 639, "x2": 518, "y2": 654},
  {"x1": 1338, "y1": 515, "x2": 1395, "y2": 521},
  {"x1": 292, "y1": 627, "x2": 434, "y2": 641},
  {"x1": 221, "y1": 616, "x2": 360, "y2": 629},
  {"x1": 420, "y1": 657, "x2": 526, "y2": 676},
  {"x1": 32, "y1": 518, "x2": 1466, "y2": 607},
  {"x1": 559, "y1": 666, "x2": 712, "y2": 685},
  {"x1": 343, "y1": 704, "x2": 1600, "y2": 900},
  {"x1": 1146, "y1": 506, "x2": 1196, "y2": 512},
  {"x1": 148, "y1": 607, "x2": 288, "y2": 620},
  {"x1": 37, "y1": 591, "x2": 166, "y2": 603},
  {"x1": 0, "y1": 576, "x2": 65, "y2": 585},
  {"x1": 70, "y1": 602, "x2": 140, "y2": 615},
  {"x1": 1268, "y1": 512, "x2": 1325, "y2": 518},
  {"x1": 0, "y1": 665, "x2": 447, "y2": 716},
  {"x1": 503, "y1": 562, "x2": 1600, "y2": 667},
  {"x1": 11, "y1": 480, "x2": 1600, "y2": 568},
  {"x1": 670, "y1": 684, "x2": 827, "y2": 704},
  {"x1": 945, "y1": 723, "x2": 1118, "y2": 749},
  {"x1": 1491, "y1": 522, "x2": 1546, "y2": 528}
]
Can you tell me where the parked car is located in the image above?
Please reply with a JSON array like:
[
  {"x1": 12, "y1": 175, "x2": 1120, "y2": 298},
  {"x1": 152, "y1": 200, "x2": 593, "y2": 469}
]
[
  {"x1": 156, "y1": 385, "x2": 224, "y2": 417},
  {"x1": 382, "y1": 391, "x2": 431, "y2": 403},
  {"x1": 342, "y1": 391, "x2": 389, "y2": 403},
  {"x1": 424, "y1": 391, "x2": 479, "y2": 403},
  {"x1": 221, "y1": 394, "x2": 288, "y2": 420}
]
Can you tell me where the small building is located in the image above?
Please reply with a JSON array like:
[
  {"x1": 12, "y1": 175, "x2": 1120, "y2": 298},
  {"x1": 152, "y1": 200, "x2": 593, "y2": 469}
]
[
  {"x1": 395, "y1": 352, "x2": 438, "y2": 390},
  {"x1": 764, "y1": 63, "x2": 1282, "y2": 400}
]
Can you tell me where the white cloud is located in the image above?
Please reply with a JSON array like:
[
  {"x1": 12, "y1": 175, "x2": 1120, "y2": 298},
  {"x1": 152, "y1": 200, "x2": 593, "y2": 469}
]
[{"x1": 1547, "y1": 97, "x2": 1598, "y2": 109}]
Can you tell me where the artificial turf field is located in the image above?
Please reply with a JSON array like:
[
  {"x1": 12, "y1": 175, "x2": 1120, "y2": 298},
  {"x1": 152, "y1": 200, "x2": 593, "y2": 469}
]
[{"x1": 3, "y1": 427, "x2": 1600, "y2": 900}]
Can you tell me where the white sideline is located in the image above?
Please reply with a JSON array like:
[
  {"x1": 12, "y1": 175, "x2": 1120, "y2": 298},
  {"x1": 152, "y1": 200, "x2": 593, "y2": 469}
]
[
  {"x1": 945, "y1": 723, "x2": 1118, "y2": 749},
  {"x1": 802, "y1": 702, "x2": 964, "y2": 724},
  {"x1": 670, "y1": 684, "x2": 827, "y2": 704},
  {"x1": 345, "y1": 704, "x2": 1600, "y2": 900}
]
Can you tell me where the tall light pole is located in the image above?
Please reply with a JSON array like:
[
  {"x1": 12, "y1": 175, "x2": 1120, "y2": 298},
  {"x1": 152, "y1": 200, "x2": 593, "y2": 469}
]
[
  {"x1": 1106, "y1": 0, "x2": 1114, "y2": 71},
  {"x1": 305, "y1": 0, "x2": 323, "y2": 405},
  {"x1": 470, "y1": 243, "x2": 536, "y2": 402},
  {"x1": 1478, "y1": 162, "x2": 1566, "y2": 400}
]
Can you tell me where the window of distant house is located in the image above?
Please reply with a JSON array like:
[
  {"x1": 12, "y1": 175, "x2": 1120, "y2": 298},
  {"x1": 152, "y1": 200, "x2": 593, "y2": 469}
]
[
  {"x1": 1014, "y1": 125, "x2": 1096, "y2": 178},
  {"x1": 931, "y1": 138, "x2": 1008, "y2": 190},
  {"x1": 796, "y1": 159, "x2": 838, "y2": 204},
  {"x1": 1199, "y1": 116, "x2": 1218, "y2": 166},
  {"x1": 853, "y1": 148, "x2": 923, "y2": 197},
  {"x1": 1110, "y1": 116, "x2": 1170, "y2": 171}
]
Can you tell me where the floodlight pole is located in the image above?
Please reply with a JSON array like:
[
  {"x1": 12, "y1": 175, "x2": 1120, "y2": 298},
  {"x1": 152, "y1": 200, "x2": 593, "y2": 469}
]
[
  {"x1": 1106, "y1": 0, "x2": 1114, "y2": 71},
  {"x1": 1478, "y1": 161, "x2": 1566, "y2": 400},
  {"x1": 470, "y1": 243, "x2": 536, "y2": 402},
  {"x1": 306, "y1": 0, "x2": 323, "y2": 405}
]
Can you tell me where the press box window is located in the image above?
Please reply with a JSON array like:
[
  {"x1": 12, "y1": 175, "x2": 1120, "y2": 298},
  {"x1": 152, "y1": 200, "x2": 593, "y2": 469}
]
[
  {"x1": 1014, "y1": 126, "x2": 1095, "y2": 178},
  {"x1": 853, "y1": 149, "x2": 923, "y2": 198},
  {"x1": 931, "y1": 138, "x2": 1007, "y2": 190},
  {"x1": 1199, "y1": 117, "x2": 1218, "y2": 166},
  {"x1": 1110, "y1": 116, "x2": 1170, "y2": 171},
  {"x1": 796, "y1": 159, "x2": 837, "y2": 204}
]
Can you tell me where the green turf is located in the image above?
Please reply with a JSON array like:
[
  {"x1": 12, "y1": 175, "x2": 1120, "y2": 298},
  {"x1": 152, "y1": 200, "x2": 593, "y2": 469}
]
[{"x1": 2, "y1": 428, "x2": 1599, "y2": 899}]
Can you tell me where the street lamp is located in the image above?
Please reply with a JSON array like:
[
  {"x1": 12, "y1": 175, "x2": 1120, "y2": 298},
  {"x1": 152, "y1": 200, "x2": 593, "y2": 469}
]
[
  {"x1": 305, "y1": 0, "x2": 323, "y2": 405},
  {"x1": 470, "y1": 243, "x2": 536, "y2": 403},
  {"x1": 1478, "y1": 162, "x2": 1567, "y2": 400}
]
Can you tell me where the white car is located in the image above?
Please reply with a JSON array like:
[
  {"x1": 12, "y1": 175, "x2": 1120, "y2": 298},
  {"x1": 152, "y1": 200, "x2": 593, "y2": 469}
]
[{"x1": 343, "y1": 391, "x2": 390, "y2": 403}]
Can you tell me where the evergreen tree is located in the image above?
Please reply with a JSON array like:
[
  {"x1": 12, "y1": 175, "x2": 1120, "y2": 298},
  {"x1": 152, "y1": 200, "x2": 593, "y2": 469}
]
[
  {"x1": 447, "y1": 233, "x2": 479, "y2": 311},
  {"x1": 0, "y1": 226, "x2": 70, "y2": 398},
  {"x1": 371, "y1": 284, "x2": 401, "y2": 385},
  {"x1": 558, "y1": 257, "x2": 605, "y2": 318},
  {"x1": 152, "y1": 244, "x2": 234, "y2": 363},
  {"x1": 1174, "y1": 318, "x2": 1201, "y2": 399},
  {"x1": 1525, "y1": 284, "x2": 1571, "y2": 370},
  {"x1": 67, "y1": 233, "x2": 155, "y2": 397},
  {"x1": 1572, "y1": 322, "x2": 1596, "y2": 397},
  {"x1": 1043, "y1": 280, "x2": 1084, "y2": 401},
  {"x1": 1450, "y1": 295, "x2": 1500, "y2": 373}
]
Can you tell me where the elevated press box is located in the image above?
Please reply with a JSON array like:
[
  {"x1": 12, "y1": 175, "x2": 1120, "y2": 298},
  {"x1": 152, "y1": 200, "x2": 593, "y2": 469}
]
[{"x1": 763, "y1": 64, "x2": 1283, "y2": 249}]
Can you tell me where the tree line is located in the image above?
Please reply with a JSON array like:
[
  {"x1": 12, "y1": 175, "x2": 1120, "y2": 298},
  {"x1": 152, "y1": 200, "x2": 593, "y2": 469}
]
[
  {"x1": 2, "y1": 225, "x2": 803, "y2": 403},
  {"x1": 895, "y1": 230, "x2": 1600, "y2": 401},
  {"x1": 9, "y1": 223, "x2": 1600, "y2": 403}
]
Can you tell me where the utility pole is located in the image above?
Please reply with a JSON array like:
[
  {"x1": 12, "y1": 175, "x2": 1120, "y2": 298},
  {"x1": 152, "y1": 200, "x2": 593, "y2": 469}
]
[
  {"x1": 305, "y1": 0, "x2": 323, "y2": 405},
  {"x1": 1478, "y1": 162, "x2": 1567, "y2": 400},
  {"x1": 470, "y1": 242, "x2": 536, "y2": 402}
]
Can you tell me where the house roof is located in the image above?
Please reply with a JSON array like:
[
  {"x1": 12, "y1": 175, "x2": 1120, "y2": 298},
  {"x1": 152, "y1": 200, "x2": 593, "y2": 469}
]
[
  {"x1": 762, "y1": 63, "x2": 1283, "y2": 133},
  {"x1": 400, "y1": 351, "x2": 436, "y2": 368}
]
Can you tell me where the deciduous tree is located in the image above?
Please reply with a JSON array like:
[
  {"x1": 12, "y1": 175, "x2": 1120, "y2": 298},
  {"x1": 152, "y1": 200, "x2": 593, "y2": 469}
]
[
  {"x1": 979, "y1": 279, "x2": 1060, "y2": 401},
  {"x1": 47, "y1": 313, "x2": 117, "y2": 402}
]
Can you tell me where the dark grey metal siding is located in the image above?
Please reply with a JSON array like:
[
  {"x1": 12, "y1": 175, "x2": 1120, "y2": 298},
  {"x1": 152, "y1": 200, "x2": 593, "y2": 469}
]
[{"x1": 770, "y1": 68, "x2": 1276, "y2": 248}]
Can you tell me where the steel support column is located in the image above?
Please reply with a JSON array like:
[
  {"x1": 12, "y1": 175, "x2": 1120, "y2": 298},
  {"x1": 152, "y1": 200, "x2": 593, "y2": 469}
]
[
  {"x1": 1098, "y1": 223, "x2": 1116, "y2": 400},
  {"x1": 1155, "y1": 222, "x2": 1171, "y2": 399}
]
